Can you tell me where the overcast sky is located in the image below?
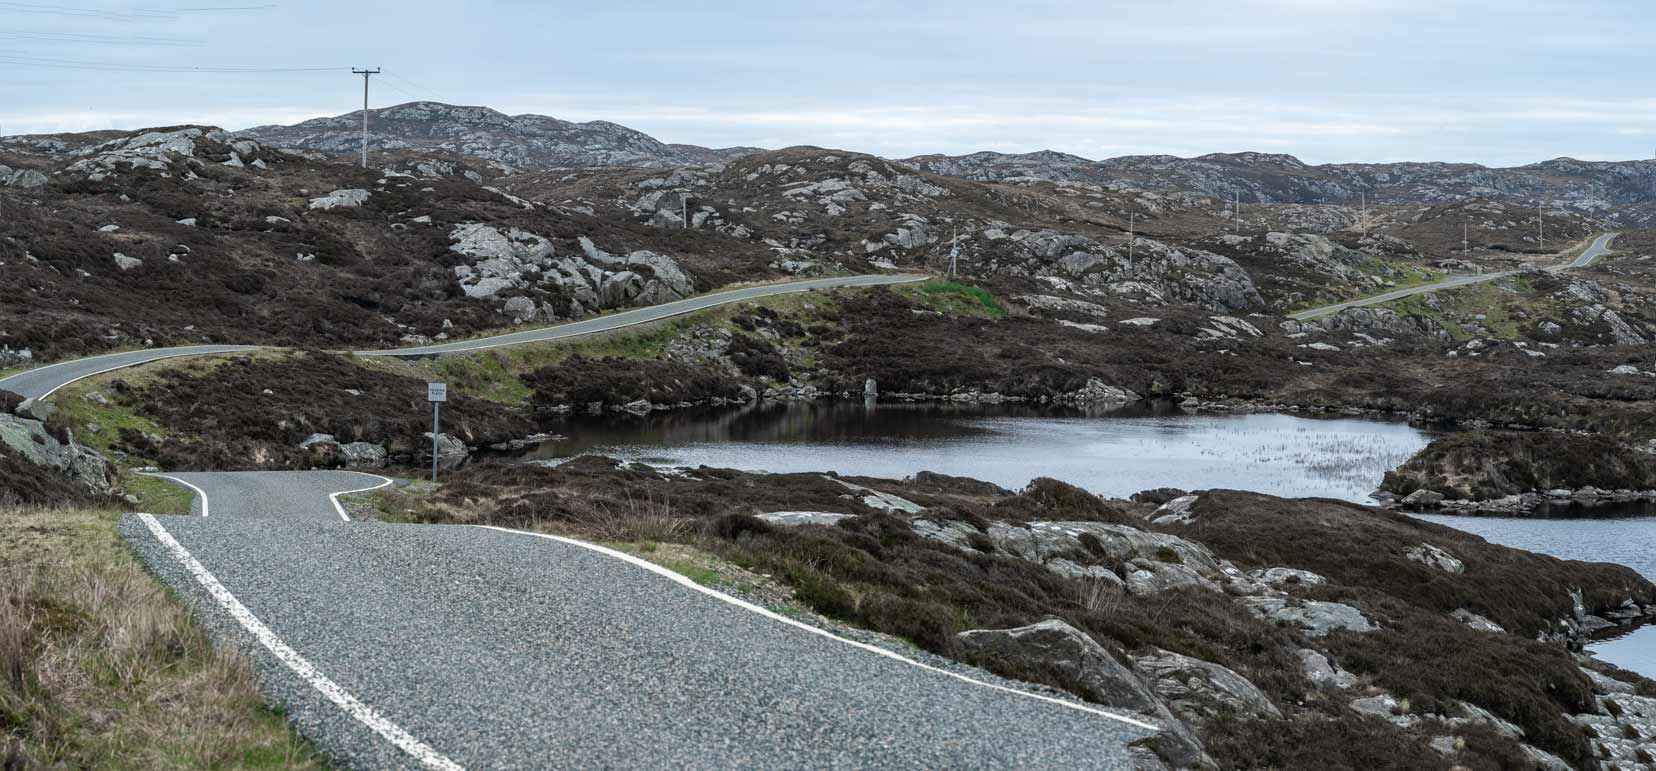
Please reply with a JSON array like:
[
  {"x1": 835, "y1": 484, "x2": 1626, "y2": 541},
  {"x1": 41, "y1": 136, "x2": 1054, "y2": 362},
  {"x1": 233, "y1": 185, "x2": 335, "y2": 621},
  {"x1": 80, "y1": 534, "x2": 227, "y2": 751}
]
[{"x1": 2, "y1": 0, "x2": 1653, "y2": 166}]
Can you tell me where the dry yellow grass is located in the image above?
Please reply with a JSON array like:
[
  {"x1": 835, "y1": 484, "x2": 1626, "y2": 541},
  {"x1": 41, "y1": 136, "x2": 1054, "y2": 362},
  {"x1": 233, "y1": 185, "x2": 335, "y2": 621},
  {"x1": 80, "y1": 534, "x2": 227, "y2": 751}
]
[{"x1": 0, "y1": 507, "x2": 326, "y2": 770}]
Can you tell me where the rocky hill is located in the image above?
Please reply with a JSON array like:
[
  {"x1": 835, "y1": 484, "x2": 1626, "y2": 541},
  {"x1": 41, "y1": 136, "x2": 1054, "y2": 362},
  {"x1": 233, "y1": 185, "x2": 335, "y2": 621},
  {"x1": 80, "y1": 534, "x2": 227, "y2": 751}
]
[
  {"x1": 906, "y1": 150, "x2": 1656, "y2": 222},
  {"x1": 243, "y1": 101, "x2": 761, "y2": 172}
]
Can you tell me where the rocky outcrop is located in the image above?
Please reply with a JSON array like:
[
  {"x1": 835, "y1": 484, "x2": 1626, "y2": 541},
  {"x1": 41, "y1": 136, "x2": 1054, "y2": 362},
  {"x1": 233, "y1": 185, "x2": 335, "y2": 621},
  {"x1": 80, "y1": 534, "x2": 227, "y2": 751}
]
[
  {"x1": 999, "y1": 231, "x2": 1261, "y2": 313},
  {"x1": 0, "y1": 164, "x2": 48, "y2": 188},
  {"x1": 444, "y1": 226, "x2": 694, "y2": 322},
  {"x1": 307, "y1": 188, "x2": 370, "y2": 210},
  {"x1": 1130, "y1": 648, "x2": 1282, "y2": 722},
  {"x1": 0, "y1": 413, "x2": 115, "y2": 497},
  {"x1": 1240, "y1": 597, "x2": 1379, "y2": 637},
  {"x1": 955, "y1": 619, "x2": 1212, "y2": 769}
]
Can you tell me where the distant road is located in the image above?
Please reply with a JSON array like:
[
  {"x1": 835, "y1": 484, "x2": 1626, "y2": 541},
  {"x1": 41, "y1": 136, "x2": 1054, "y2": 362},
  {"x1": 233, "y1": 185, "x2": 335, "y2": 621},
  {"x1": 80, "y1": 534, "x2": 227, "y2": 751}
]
[
  {"x1": 1288, "y1": 232, "x2": 1618, "y2": 321},
  {"x1": 0, "y1": 274, "x2": 925, "y2": 401}
]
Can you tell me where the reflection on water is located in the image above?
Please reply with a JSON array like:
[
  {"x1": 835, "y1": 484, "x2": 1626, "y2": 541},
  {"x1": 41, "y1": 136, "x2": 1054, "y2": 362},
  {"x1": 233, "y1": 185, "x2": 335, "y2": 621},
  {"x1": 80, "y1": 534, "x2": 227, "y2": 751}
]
[
  {"x1": 528, "y1": 400, "x2": 1430, "y2": 503},
  {"x1": 1412, "y1": 513, "x2": 1656, "y2": 679}
]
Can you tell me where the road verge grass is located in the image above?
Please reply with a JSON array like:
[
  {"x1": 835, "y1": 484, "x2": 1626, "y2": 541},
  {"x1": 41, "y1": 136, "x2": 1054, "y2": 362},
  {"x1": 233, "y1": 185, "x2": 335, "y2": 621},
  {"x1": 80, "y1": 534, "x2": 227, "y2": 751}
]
[{"x1": 0, "y1": 506, "x2": 325, "y2": 769}]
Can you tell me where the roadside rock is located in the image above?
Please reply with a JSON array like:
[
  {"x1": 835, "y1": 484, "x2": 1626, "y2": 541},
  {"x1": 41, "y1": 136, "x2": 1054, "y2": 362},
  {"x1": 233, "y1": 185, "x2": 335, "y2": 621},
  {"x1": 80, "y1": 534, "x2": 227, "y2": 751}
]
[
  {"x1": 955, "y1": 619, "x2": 1212, "y2": 769},
  {"x1": 1130, "y1": 648, "x2": 1282, "y2": 721},
  {"x1": 340, "y1": 441, "x2": 388, "y2": 468},
  {"x1": 0, "y1": 414, "x2": 115, "y2": 496}
]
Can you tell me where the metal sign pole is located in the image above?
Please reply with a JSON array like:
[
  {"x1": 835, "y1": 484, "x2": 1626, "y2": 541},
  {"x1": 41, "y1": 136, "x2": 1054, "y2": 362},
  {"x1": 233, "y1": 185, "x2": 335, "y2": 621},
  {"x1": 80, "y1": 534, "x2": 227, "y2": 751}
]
[{"x1": 427, "y1": 382, "x2": 447, "y2": 482}]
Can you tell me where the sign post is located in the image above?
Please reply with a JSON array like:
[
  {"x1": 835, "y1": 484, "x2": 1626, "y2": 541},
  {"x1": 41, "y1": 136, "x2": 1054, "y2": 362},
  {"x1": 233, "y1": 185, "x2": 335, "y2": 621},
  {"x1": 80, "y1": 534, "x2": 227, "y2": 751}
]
[{"x1": 427, "y1": 382, "x2": 447, "y2": 482}]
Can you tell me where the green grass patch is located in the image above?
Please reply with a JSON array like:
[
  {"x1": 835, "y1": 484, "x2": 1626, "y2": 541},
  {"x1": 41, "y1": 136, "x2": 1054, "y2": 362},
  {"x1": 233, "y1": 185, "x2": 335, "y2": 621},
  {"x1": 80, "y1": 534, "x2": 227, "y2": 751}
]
[
  {"x1": 1382, "y1": 275, "x2": 1551, "y2": 341},
  {"x1": 357, "y1": 289, "x2": 853, "y2": 406},
  {"x1": 124, "y1": 472, "x2": 195, "y2": 515},
  {"x1": 905, "y1": 281, "x2": 1006, "y2": 318},
  {"x1": 343, "y1": 481, "x2": 441, "y2": 523}
]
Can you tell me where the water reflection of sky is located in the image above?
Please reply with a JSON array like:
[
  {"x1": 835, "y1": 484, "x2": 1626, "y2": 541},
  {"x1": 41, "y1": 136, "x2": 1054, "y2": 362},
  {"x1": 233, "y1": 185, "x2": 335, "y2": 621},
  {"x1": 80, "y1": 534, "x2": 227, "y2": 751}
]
[
  {"x1": 535, "y1": 403, "x2": 1429, "y2": 503},
  {"x1": 1413, "y1": 513, "x2": 1656, "y2": 679}
]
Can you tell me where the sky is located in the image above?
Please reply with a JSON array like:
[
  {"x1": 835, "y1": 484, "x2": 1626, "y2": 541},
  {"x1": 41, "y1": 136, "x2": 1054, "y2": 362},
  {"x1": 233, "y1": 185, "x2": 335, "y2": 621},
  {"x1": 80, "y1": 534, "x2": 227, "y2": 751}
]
[{"x1": 2, "y1": 0, "x2": 1654, "y2": 167}]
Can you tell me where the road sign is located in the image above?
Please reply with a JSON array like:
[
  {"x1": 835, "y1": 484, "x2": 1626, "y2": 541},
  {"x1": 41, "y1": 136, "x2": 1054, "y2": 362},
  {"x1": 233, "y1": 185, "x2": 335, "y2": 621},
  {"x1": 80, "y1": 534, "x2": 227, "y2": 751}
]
[{"x1": 427, "y1": 382, "x2": 447, "y2": 402}]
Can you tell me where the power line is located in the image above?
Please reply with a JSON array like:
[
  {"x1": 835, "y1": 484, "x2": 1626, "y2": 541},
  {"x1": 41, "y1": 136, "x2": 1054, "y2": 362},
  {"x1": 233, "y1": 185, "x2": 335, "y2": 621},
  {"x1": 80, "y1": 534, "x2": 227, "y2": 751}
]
[
  {"x1": 0, "y1": 30, "x2": 204, "y2": 47},
  {"x1": 0, "y1": 53, "x2": 346, "y2": 73}
]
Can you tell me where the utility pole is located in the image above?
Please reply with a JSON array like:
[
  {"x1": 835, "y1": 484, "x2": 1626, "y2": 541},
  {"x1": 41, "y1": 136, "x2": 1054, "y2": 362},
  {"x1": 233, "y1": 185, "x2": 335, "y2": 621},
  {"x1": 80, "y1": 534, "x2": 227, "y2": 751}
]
[
  {"x1": 351, "y1": 67, "x2": 380, "y2": 168},
  {"x1": 1233, "y1": 191, "x2": 1240, "y2": 232},
  {"x1": 1463, "y1": 222, "x2": 1469, "y2": 253},
  {"x1": 947, "y1": 223, "x2": 959, "y2": 277},
  {"x1": 1538, "y1": 199, "x2": 1545, "y2": 250},
  {"x1": 1128, "y1": 211, "x2": 1136, "y2": 263},
  {"x1": 1360, "y1": 193, "x2": 1367, "y2": 237},
  {"x1": 681, "y1": 194, "x2": 689, "y2": 229}
]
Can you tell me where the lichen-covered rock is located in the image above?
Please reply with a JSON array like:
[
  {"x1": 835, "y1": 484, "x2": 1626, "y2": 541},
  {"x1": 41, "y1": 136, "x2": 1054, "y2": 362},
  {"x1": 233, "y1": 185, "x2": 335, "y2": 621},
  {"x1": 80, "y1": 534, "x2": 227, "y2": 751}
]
[
  {"x1": 955, "y1": 619, "x2": 1212, "y2": 769},
  {"x1": 0, "y1": 414, "x2": 114, "y2": 496},
  {"x1": 1241, "y1": 597, "x2": 1378, "y2": 637},
  {"x1": 1130, "y1": 648, "x2": 1282, "y2": 721},
  {"x1": 307, "y1": 188, "x2": 370, "y2": 210}
]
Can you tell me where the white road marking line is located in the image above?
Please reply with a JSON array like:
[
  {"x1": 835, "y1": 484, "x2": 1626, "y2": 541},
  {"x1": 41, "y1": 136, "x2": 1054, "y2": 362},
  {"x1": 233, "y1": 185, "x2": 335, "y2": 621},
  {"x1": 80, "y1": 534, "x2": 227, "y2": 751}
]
[
  {"x1": 145, "y1": 473, "x2": 212, "y2": 517},
  {"x1": 474, "y1": 525, "x2": 1162, "y2": 733},
  {"x1": 9, "y1": 347, "x2": 259, "y2": 400},
  {"x1": 136, "y1": 514, "x2": 465, "y2": 771},
  {"x1": 329, "y1": 473, "x2": 396, "y2": 521}
]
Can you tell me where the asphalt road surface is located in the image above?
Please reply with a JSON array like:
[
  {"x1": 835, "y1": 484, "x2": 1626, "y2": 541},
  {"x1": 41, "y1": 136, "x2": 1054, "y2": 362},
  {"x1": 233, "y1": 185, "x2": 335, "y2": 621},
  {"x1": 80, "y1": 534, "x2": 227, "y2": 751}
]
[
  {"x1": 145, "y1": 470, "x2": 393, "y2": 520},
  {"x1": 1289, "y1": 231, "x2": 1618, "y2": 321},
  {"x1": 122, "y1": 483, "x2": 1153, "y2": 769},
  {"x1": 0, "y1": 274, "x2": 925, "y2": 401}
]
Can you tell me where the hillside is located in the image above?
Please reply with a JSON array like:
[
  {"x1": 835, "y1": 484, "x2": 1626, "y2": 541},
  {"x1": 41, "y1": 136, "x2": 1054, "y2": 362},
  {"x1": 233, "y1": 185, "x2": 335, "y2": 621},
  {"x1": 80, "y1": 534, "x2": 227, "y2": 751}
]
[{"x1": 243, "y1": 101, "x2": 761, "y2": 172}]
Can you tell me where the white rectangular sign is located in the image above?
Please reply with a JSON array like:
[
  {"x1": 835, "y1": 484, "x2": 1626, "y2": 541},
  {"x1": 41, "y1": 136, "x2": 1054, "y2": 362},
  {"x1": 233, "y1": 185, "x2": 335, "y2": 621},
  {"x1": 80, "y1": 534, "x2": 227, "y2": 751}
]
[{"x1": 427, "y1": 382, "x2": 447, "y2": 403}]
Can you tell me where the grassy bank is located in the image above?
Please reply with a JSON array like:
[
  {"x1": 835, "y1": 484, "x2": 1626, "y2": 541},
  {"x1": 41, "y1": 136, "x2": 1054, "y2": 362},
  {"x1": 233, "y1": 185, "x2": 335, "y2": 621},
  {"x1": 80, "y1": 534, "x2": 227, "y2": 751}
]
[{"x1": 0, "y1": 506, "x2": 324, "y2": 769}]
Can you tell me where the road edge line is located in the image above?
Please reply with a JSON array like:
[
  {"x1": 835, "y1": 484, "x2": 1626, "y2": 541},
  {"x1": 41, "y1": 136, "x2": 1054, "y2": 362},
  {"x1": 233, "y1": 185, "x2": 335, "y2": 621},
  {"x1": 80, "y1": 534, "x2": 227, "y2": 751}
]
[
  {"x1": 135, "y1": 513, "x2": 465, "y2": 771},
  {"x1": 145, "y1": 473, "x2": 212, "y2": 517},
  {"x1": 329, "y1": 473, "x2": 396, "y2": 521},
  {"x1": 13, "y1": 347, "x2": 261, "y2": 401},
  {"x1": 472, "y1": 524, "x2": 1161, "y2": 733}
]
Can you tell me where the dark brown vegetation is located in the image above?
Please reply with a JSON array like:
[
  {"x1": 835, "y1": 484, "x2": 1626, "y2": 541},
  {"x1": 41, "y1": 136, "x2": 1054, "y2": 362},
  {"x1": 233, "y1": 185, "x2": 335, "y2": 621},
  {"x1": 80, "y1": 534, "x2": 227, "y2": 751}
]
[
  {"x1": 377, "y1": 460, "x2": 1654, "y2": 768},
  {"x1": 525, "y1": 355, "x2": 748, "y2": 415},
  {"x1": 1175, "y1": 491, "x2": 1652, "y2": 764},
  {"x1": 1383, "y1": 431, "x2": 1656, "y2": 499},
  {"x1": 115, "y1": 351, "x2": 531, "y2": 470}
]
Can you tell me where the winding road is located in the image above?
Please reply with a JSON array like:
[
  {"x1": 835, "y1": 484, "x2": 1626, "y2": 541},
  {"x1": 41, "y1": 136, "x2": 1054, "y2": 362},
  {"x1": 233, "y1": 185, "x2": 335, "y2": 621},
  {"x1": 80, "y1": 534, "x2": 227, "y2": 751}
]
[
  {"x1": 1289, "y1": 231, "x2": 1619, "y2": 321},
  {"x1": 6, "y1": 273, "x2": 1157, "y2": 769},
  {"x1": 0, "y1": 274, "x2": 924, "y2": 401}
]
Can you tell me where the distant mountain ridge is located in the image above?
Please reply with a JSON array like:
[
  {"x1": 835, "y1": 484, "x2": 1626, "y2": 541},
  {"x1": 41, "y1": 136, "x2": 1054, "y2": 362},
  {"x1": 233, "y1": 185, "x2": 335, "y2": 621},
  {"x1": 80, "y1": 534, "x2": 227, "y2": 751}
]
[
  {"x1": 902, "y1": 149, "x2": 1656, "y2": 215},
  {"x1": 242, "y1": 101, "x2": 761, "y2": 172},
  {"x1": 238, "y1": 100, "x2": 1656, "y2": 216}
]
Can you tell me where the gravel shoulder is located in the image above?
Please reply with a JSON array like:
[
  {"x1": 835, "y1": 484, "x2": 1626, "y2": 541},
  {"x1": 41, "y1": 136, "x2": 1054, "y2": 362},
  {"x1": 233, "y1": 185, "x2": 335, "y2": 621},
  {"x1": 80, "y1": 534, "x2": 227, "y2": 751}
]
[{"x1": 120, "y1": 513, "x2": 1152, "y2": 770}]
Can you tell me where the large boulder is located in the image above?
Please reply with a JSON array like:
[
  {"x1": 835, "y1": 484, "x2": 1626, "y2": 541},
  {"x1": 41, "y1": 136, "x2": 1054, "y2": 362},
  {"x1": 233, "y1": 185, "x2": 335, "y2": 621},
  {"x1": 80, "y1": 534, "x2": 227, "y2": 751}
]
[
  {"x1": 0, "y1": 414, "x2": 115, "y2": 497},
  {"x1": 955, "y1": 619, "x2": 1211, "y2": 769},
  {"x1": 1241, "y1": 597, "x2": 1378, "y2": 637},
  {"x1": 1130, "y1": 648, "x2": 1282, "y2": 721}
]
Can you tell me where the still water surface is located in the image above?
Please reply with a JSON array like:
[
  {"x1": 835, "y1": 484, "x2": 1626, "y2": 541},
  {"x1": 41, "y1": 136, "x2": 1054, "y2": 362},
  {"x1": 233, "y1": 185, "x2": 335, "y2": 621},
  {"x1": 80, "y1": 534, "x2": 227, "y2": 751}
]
[
  {"x1": 532, "y1": 401, "x2": 1429, "y2": 502},
  {"x1": 533, "y1": 401, "x2": 1653, "y2": 677}
]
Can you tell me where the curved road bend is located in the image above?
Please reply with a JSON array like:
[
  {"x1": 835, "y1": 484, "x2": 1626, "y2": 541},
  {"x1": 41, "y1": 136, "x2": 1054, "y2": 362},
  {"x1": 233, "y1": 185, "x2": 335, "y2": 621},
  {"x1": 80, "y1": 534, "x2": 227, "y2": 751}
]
[
  {"x1": 145, "y1": 470, "x2": 393, "y2": 520},
  {"x1": 121, "y1": 503, "x2": 1153, "y2": 768},
  {"x1": 1289, "y1": 231, "x2": 1618, "y2": 321},
  {"x1": 0, "y1": 274, "x2": 926, "y2": 401}
]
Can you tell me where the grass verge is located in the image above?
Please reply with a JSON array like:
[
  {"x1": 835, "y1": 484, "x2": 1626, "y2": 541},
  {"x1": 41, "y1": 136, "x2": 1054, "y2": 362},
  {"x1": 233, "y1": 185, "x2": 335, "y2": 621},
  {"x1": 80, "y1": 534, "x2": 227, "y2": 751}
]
[
  {"x1": 0, "y1": 506, "x2": 325, "y2": 769},
  {"x1": 905, "y1": 281, "x2": 1007, "y2": 318}
]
